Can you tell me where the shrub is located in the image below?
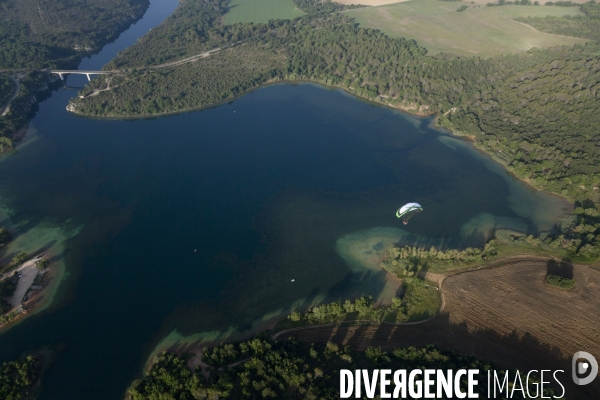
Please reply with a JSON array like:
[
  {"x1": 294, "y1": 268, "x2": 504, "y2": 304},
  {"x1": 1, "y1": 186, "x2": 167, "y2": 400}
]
[{"x1": 546, "y1": 274, "x2": 575, "y2": 289}]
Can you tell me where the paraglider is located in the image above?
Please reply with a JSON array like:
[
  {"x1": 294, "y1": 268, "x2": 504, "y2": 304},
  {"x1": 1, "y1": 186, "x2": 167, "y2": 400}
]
[{"x1": 396, "y1": 203, "x2": 423, "y2": 225}]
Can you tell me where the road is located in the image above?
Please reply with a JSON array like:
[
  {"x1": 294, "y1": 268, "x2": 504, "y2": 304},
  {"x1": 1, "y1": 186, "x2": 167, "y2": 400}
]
[{"x1": 0, "y1": 76, "x2": 20, "y2": 116}]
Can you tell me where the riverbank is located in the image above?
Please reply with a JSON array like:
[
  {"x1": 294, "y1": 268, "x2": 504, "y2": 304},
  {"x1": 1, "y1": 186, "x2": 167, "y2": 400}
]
[
  {"x1": 67, "y1": 0, "x2": 600, "y2": 203},
  {"x1": 131, "y1": 254, "x2": 600, "y2": 399},
  {"x1": 68, "y1": 73, "x2": 582, "y2": 206},
  {"x1": 0, "y1": 252, "x2": 59, "y2": 330},
  {"x1": 0, "y1": 201, "x2": 79, "y2": 331},
  {"x1": 69, "y1": 72, "x2": 571, "y2": 228},
  {"x1": 0, "y1": 0, "x2": 151, "y2": 142}
]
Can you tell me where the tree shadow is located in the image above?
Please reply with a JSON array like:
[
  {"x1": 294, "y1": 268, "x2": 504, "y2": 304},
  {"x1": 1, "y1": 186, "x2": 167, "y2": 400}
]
[
  {"x1": 546, "y1": 258, "x2": 574, "y2": 279},
  {"x1": 576, "y1": 199, "x2": 596, "y2": 210},
  {"x1": 281, "y1": 312, "x2": 600, "y2": 399}
]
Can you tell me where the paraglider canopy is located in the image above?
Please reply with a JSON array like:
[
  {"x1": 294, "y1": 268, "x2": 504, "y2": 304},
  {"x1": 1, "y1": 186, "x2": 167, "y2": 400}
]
[{"x1": 396, "y1": 203, "x2": 423, "y2": 225}]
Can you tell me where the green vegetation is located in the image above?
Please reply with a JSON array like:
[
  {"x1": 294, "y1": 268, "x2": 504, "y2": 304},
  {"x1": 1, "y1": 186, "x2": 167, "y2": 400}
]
[
  {"x1": 35, "y1": 259, "x2": 49, "y2": 271},
  {"x1": 104, "y1": 0, "x2": 231, "y2": 68},
  {"x1": 487, "y1": 0, "x2": 564, "y2": 6},
  {"x1": 224, "y1": 0, "x2": 304, "y2": 25},
  {"x1": 72, "y1": 45, "x2": 285, "y2": 116},
  {"x1": 0, "y1": 228, "x2": 11, "y2": 247},
  {"x1": 344, "y1": 0, "x2": 583, "y2": 57},
  {"x1": 379, "y1": 203, "x2": 600, "y2": 274},
  {"x1": 0, "y1": 274, "x2": 18, "y2": 315},
  {"x1": 12, "y1": 252, "x2": 29, "y2": 266},
  {"x1": 0, "y1": 0, "x2": 149, "y2": 69},
  {"x1": 276, "y1": 282, "x2": 441, "y2": 330},
  {"x1": 487, "y1": 204, "x2": 600, "y2": 262},
  {"x1": 516, "y1": 0, "x2": 600, "y2": 41},
  {"x1": 546, "y1": 274, "x2": 575, "y2": 289},
  {"x1": 0, "y1": 355, "x2": 38, "y2": 400},
  {"x1": 457, "y1": 5, "x2": 469, "y2": 11},
  {"x1": 380, "y1": 245, "x2": 485, "y2": 274},
  {"x1": 0, "y1": 77, "x2": 13, "y2": 107},
  {"x1": 71, "y1": 0, "x2": 600, "y2": 203},
  {"x1": 0, "y1": 0, "x2": 150, "y2": 150},
  {"x1": 130, "y1": 340, "x2": 556, "y2": 399},
  {"x1": 0, "y1": 71, "x2": 50, "y2": 145}
]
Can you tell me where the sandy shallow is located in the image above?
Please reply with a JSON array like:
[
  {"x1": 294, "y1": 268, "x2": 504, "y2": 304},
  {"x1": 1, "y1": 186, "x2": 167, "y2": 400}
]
[{"x1": 9, "y1": 261, "x2": 38, "y2": 308}]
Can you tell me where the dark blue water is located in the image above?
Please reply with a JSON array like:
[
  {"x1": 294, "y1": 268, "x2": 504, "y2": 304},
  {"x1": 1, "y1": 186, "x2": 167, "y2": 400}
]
[{"x1": 0, "y1": 1, "x2": 571, "y2": 398}]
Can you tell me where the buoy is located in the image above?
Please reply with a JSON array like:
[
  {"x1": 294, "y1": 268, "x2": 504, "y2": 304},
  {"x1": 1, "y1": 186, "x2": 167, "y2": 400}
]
[{"x1": 291, "y1": 279, "x2": 295, "y2": 282}]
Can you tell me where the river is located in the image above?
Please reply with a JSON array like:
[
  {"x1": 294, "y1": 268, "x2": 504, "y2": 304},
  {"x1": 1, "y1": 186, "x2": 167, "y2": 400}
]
[{"x1": 0, "y1": 0, "x2": 571, "y2": 398}]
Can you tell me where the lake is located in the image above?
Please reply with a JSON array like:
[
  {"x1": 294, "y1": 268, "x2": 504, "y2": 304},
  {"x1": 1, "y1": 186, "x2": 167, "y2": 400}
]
[{"x1": 0, "y1": 1, "x2": 571, "y2": 399}]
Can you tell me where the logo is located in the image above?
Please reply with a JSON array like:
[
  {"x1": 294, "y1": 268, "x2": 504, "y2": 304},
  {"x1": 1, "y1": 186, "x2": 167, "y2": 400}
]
[{"x1": 572, "y1": 351, "x2": 598, "y2": 386}]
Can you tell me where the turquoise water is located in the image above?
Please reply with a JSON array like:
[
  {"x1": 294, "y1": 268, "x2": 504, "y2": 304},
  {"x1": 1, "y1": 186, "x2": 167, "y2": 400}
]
[{"x1": 0, "y1": 2, "x2": 572, "y2": 398}]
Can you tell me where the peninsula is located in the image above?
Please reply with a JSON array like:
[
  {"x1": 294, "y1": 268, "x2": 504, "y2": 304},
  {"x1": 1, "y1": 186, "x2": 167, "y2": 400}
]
[{"x1": 68, "y1": 0, "x2": 600, "y2": 203}]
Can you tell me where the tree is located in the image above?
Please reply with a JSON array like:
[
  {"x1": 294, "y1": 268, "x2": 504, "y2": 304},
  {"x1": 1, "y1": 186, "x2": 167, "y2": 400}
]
[
  {"x1": 12, "y1": 252, "x2": 29, "y2": 265},
  {"x1": 0, "y1": 228, "x2": 10, "y2": 246},
  {"x1": 36, "y1": 259, "x2": 49, "y2": 270}
]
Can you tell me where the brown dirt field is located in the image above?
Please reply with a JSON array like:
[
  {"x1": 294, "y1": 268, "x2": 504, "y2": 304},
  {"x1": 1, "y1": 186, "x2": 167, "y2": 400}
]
[{"x1": 280, "y1": 257, "x2": 600, "y2": 399}]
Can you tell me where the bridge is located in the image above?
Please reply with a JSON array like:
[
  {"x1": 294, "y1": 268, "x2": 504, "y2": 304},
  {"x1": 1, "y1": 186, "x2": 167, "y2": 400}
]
[{"x1": 49, "y1": 70, "x2": 115, "y2": 81}]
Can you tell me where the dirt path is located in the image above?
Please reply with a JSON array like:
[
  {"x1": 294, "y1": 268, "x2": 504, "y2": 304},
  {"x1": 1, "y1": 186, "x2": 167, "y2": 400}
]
[
  {"x1": 278, "y1": 256, "x2": 600, "y2": 399},
  {"x1": 0, "y1": 76, "x2": 20, "y2": 116},
  {"x1": 511, "y1": 19, "x2": 585, "y2": 41},
  {"x1": 145, "y1": 44, "x2": 241, "y2": 70}
]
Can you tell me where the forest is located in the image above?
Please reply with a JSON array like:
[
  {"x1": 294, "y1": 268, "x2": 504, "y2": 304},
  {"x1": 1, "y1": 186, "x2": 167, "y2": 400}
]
[
  {"x1": 130, "y1": 339, "x2": 557, "y2": 399},
  {"x1": 70, "y1": 0, "x2": 600, "y2": 202},
  {"x1": 0, "y1": 355, "x2": 38, "y2": 400},
  {"x1": 515, "y1": 1, "x2": 600, "y2": 41},
  {"x1": 0, "y1": 0, "x2": 149, "y2": 69},
  {"x1": 0, "y1": 76, "x2": 13, "y2": 106},
  {"x1": 0, "y1": 71, "x2": 55, "y2": 150},
  {"x1": 0, "y1": 0, "x2": 150, "y2": 151}
]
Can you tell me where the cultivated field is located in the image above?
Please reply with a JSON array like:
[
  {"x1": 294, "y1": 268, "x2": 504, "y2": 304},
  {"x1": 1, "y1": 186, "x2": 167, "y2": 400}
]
[
  {"x1": 345, "y1": 0, "x2": 585, "y2": 56},
  {"x1": 223, "y1": 0, "x2": 304, "y2": 24},
  {"x1": 280, "y1": 257, "x2": 600, "y2": 398}
]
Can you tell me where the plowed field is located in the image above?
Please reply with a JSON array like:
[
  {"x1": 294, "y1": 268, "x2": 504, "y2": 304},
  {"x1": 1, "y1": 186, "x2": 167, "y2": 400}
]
[{"x1": 279, "y1": 257, "x2": 600, "y2": 398}]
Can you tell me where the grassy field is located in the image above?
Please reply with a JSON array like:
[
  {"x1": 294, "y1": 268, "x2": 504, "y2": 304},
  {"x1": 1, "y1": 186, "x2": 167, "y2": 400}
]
[
  {"x1": 345, "y1": 0, "x2": 585, "y2": 57},
  {"x1": 223, "y1": 0, "x2": 303, "y2": 25}
]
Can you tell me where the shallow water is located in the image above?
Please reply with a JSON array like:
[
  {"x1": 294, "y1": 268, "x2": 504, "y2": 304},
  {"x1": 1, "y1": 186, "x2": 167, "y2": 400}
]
[
  {"x1": 0, "y1": 82, "x2": 571, "y2": 398},
  {"x1": 0, "y1": 2, "x2": 572, "y2": 398}
]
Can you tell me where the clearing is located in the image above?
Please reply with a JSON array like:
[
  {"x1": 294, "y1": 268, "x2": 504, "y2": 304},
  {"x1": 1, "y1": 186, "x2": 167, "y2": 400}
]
[
  {"x1": 278, "y1": 257, "x2": 600, "y2": 398},
  {"x1": 223, "y1": 0, "x2": 304, "y2": 25},
  {"x1": 9, "y1": 261, "x2": 38, "y2": 308},
  {"x1": 344, "y1": 0, "x2": 586, "y2": 57}
]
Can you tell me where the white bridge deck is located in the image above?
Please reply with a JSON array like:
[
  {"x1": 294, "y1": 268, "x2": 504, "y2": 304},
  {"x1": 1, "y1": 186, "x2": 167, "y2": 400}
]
[{"x1": 49, "y1": 70, "x2": 115, "y2": 81}]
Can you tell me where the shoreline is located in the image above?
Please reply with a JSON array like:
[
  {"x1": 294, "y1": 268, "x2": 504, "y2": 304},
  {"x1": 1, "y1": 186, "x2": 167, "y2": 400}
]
[
  {"x1": 144, "y1": 255, "x2": 579, "y2": 370},
  {"x1": 67, "y1": 78, "x2": 574, "y2": 203},
  {"x1": 0, "y1": 254, "x2": 62, "y2": 332}
]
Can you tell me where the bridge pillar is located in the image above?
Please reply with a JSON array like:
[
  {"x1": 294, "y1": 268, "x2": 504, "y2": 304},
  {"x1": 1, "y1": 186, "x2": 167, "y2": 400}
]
[
  {"x1": 85, "y1": 73, "x2": 91, "y2": 81},
  {"x1": 58, "y1": 73, "x2": 65, "y2": 80}
]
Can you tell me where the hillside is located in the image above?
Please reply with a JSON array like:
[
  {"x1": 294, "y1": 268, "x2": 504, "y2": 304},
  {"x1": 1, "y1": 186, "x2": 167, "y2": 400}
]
[
  {"x1": 0, "y1": 0, "x2": 150, "y2": 151},
  {"x1": 69, "y1": 0, "x2": 600, "y2": 202},
  {"x1": 0, "y1": 0, "x2": 149, "y2": 69}
]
